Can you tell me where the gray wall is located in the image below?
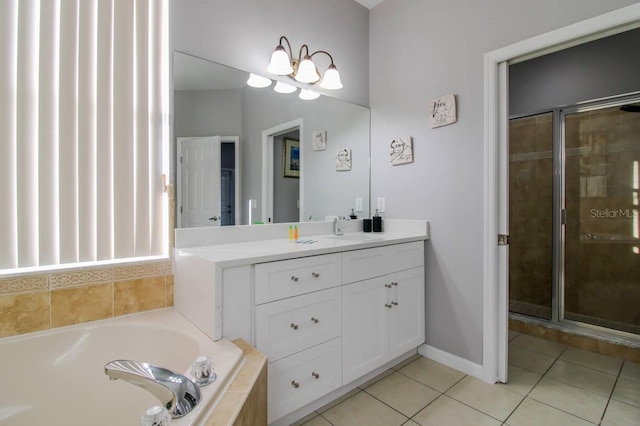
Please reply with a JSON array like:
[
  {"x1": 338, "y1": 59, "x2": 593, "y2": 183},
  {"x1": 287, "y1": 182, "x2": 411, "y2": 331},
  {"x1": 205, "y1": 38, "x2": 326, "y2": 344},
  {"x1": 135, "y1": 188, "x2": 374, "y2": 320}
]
[
  {"x1": 369, "y1": 0, "x2": 638, "y2": 365},
  {"x1": 171, "y1": 0, "x2": 370, "y2": 107},
  {"x1": 174, "y1": 89, "x2": 242, "y2": 137},
  {"x1": 510, "y1": 28, "x2": 640, "y2": 116},
  {"x1": 274, "y1": 130, "x2": 301, "y2": 223}
]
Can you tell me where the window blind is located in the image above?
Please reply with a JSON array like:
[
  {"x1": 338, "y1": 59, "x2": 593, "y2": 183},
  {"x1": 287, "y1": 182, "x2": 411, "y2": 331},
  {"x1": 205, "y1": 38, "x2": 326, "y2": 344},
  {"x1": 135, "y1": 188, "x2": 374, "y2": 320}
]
[{"x1": 0, "y1": 0, "x2": 168, "y2": 270}]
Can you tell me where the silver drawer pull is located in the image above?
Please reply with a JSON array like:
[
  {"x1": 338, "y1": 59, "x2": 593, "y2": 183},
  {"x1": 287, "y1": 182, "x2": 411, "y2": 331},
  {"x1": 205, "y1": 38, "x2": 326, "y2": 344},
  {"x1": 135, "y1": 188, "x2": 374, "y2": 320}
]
[
  {"x1": 384, "y1": 284, "x2": 392, "y2": 288},
  {"x1": 291, "y1": 276, "x2": 299, "y2": 282},
  {"x1": 311, "y1": 317, "x2": 319, "y2": 324},
  {"x1": 311, "y1": 272, "x2": 320, "y2": 278},
  {"x1": 385, "y1": 303, "x2": 392, "y2": 309},
  {"x1": 311, "y1": 372, "x2": 320, "y2": 379},
  {"x1": 391, "y1": 301, "x2": 398, "y2": 306},
  {"x1": 290, "y1": 323, "x2": 299, "y2": 330},
  {"x1": 291, "y1": 380, "x2": 300, "y2": 388}
]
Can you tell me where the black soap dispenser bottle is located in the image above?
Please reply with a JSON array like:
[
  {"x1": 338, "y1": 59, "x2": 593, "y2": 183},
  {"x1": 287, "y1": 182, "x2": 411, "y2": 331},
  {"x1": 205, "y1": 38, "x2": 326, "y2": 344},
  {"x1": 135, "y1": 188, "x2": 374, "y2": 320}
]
[{"x1": 373, "y1": 209, "x2": 382, "y2": 232}]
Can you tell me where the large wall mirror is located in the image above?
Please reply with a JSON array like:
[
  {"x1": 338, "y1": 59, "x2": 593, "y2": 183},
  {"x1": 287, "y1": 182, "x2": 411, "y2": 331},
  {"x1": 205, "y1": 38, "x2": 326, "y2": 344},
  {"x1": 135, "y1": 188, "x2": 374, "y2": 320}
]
[{"x1": 173, "y1": 52, "x2": 371, "y2": 227}]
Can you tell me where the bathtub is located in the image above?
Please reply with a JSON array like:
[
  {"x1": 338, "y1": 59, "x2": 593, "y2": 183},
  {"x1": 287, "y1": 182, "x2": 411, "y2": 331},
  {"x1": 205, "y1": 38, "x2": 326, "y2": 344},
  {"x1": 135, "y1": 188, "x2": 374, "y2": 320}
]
[{"x1": 0, "y1": 308, "x2": 244, "y2": 425}]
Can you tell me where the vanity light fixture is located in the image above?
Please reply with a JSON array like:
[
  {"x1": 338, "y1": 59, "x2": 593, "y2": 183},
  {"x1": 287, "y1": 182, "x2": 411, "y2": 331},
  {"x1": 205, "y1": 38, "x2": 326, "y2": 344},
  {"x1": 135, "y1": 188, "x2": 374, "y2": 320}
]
[
  {"x1": 246, "y1": 73, "x2": 272, "y2": 88},
  {"x1": 273, "y1": 81, "x2": 297, "y2": 94},
  {"x1": 299, "y1": 89, "x2": 321, "y2": 100},
  {"x1": 267, "y1": 36, "x2": 343, "y2": 90}
]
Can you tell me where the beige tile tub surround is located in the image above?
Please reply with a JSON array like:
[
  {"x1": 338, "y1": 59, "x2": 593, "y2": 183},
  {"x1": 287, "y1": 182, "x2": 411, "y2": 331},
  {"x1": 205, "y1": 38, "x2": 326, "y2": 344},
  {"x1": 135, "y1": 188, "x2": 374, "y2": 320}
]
[{"x1": 0, "y1": 261, "x2": 174, "y2": 338}]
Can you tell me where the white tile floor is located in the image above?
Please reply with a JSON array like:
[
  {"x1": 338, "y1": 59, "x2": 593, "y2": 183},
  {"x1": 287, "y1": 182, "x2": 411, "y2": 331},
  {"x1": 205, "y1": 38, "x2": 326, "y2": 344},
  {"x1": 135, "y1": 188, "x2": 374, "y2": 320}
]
[{"x1": 294, "y1": 331, "x2": 640, "y2": 426}]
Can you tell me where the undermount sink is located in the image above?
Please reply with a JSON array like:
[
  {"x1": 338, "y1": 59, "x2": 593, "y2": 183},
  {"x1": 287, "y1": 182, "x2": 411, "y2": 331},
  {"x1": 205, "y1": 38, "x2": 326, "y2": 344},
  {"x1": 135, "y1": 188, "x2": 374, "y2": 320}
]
[{"x1": 326, "y1": 233, "x2": 383, "y2": 242}]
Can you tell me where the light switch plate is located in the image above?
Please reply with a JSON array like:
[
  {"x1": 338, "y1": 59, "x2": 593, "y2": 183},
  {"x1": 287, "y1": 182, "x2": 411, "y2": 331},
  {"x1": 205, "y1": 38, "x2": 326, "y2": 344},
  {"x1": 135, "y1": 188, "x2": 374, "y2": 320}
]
[
  {"x1": 355, "y1": 197, "x2": 363, "y2": 212},
  {"x1": 377, "y1": 197, "x2": 386, "y2": 213}
]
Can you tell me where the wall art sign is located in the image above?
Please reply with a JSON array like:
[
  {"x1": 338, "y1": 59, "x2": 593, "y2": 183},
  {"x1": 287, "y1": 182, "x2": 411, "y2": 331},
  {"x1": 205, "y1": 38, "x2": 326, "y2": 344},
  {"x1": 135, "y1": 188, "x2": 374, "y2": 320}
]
[
  {"x1": 335, "y1": 148, "x2": 352, "y2": 171},
  {"x1": 428, "y1": 93, "x2": 457, "y2": 128},
  {"x1": 312, "y1": 130, "x2": 327, "y2": 151},
  {"x1": 390, "y1": 136, "x2": 413, "y2": 165}
]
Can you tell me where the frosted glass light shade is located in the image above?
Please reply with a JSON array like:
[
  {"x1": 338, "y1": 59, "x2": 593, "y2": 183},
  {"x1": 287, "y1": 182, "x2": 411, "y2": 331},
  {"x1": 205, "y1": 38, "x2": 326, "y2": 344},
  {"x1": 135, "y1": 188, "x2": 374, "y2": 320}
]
[
  {"x1": 319, "y1": 65, "x2": 343, "y2": 90},
  {"x1": 247, "y1": 73, "x2": 272, "y2": 88},
  {"x1": 267, "y1": 47, "x2": 294, "y2": 75},
  {"x1": 295, "y1": 57, "x2": 320, "y2": 83},
  {"x1": 299, "y1": 89, "x2": 320, "y2": 100},
  {"x1": 273, "y1": 81, "x2": 297, "y2": 94}
]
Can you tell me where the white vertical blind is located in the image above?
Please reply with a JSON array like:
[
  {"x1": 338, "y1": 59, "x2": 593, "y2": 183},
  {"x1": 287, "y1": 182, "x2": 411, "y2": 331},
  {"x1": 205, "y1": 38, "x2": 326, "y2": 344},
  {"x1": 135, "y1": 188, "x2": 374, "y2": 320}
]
[{"x1": 0, "y1": 0, "x2": 168, "y2": 271}]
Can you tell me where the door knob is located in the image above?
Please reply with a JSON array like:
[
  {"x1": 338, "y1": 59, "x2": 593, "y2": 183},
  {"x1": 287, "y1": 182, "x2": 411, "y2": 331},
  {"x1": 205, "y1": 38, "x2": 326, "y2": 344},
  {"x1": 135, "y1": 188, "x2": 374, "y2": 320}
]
[{"x1": 208, "y1": 216, "x2": 219, "y2": 221}]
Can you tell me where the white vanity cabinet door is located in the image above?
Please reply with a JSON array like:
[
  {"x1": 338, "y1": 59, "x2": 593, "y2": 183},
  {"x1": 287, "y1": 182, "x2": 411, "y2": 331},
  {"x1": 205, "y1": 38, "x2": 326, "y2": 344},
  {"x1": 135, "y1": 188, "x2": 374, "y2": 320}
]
[
  {"x1": 342, "y1": 267, "x2": 425, "y2": 384},
  {"x1": 255, "y1": 253, "x2": 341, "y2": 304},
  {"x1": 341, "y1": 276, "x2": 389, "y2": 384},
  {"x1": 389, "y1": 267, "x2": 425, "y2": 359},
  {"x1": 255, "y1": 287, "x2": 341, "y2": 362},
  {"x1": 268, "y1": 338, "x2": 342, "y2": 423}
]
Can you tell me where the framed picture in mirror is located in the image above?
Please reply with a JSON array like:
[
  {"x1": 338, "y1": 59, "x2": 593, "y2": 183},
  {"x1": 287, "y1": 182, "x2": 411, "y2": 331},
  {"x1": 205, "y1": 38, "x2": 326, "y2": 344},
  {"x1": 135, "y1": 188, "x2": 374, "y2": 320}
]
[{"x1": 283, "y1": 139, "x2": 300, "y2": 178}]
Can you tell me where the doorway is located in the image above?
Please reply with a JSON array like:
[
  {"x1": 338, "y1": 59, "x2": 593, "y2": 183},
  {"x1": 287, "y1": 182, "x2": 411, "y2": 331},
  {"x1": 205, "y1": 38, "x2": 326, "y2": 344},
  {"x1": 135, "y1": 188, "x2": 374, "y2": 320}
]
[
  {"x1": 509, "y1": 97, "x2": 640, "y2": 337},
  {"x1": 483, "y1": 4, "x2": 640, "y2": 384},
  {"x1": 261, "y1": 118, "x2": 304, "y2": 224}
]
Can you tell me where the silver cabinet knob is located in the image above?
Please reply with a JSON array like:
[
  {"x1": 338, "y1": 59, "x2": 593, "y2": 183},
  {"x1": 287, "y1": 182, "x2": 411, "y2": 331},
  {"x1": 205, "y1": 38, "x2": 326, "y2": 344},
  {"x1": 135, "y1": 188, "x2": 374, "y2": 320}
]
[
  {"x1": 311, "y1": 317, "x2": 319, "y2": 323},
  {"x1": 290, "y1": 323, "x2": 299, "y2": 330},
  {"x1": 291, "y1": 276, "x2": 299, "y2": 282},
  {"x1": 392, "y1": 282, "x2": 398, "y2": 286},
  {"x1": 312, "y1": 372, "x2": 320, "y2": 379},
  {"x1": 384, "y1": 284, "x2": 392, "y2": 288},
  {"x1": 385, "y1": 303, "x2": 392, "y2": 308},
  {"x1": 311, "y1": 272, "x2": 320, "y2": 278},
  {"x1": 391, "y1": 301, "x2": 398, "y2": 306},
  {"x1": 291, "y1": 380, "x2": 300, "y2": 388}
]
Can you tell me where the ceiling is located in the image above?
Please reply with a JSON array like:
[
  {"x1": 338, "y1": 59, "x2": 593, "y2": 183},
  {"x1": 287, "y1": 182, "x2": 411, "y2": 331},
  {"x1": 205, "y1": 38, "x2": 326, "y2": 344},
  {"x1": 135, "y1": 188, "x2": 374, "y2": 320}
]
[{"x1": 353, "y1": 0, "x2": 384, "y2": 9}]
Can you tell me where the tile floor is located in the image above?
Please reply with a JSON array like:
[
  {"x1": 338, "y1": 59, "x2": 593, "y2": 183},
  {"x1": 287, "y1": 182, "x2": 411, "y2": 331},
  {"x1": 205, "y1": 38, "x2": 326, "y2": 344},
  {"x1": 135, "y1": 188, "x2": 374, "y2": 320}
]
[{"x1": 294, "y1": 331, "x2": 640, "y2": 426}]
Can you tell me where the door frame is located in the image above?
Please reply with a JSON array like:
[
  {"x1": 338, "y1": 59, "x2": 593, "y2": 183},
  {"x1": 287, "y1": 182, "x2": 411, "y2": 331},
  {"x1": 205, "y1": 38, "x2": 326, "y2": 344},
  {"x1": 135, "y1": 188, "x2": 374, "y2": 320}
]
[
  {"x1": 261, "y1": 118, "x2": 304, "y2": 224},
  {"x1": 483, "y1": 4, "x2": 640, "y2": 383},
  {"x1": 176, "y1": 135, "x2": 240, "y2": 228}
]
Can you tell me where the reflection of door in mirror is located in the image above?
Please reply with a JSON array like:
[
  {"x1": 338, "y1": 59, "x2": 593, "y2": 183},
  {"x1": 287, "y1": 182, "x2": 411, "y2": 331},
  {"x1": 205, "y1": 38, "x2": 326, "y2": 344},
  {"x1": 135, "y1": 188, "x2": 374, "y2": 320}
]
[{"x1": 177, "y1": 136, "x2": 240, "y2": 228}]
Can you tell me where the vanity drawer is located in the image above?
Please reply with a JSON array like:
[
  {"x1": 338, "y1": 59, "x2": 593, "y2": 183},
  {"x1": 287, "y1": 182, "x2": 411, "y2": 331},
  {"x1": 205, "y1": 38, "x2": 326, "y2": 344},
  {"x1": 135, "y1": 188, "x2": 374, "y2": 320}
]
[
  {"x1": 254, "y1": 253, "x2": 341, "y2": 304},
  {"x1": 268, "y1": 337, "x2": 342, "y2": 423},
  {"x1": 255, "y1": 287, "x2": 341, "y2": 361},
  {"x1": 342, "y1": 241, "x2": 424, "y2": 284}
]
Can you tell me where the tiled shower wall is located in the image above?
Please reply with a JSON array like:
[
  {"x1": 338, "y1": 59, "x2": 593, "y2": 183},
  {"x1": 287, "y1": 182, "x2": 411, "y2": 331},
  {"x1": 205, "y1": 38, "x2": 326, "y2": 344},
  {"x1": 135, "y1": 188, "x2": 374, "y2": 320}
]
[{"x1": 0, "y1": 186, "x2": 176, "y2": 339}]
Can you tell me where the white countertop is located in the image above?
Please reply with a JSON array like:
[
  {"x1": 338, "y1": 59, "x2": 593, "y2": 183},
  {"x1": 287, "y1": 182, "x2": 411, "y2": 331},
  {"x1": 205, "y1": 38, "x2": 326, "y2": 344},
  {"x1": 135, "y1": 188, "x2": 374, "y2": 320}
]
[{"x1": 176, "y1": 231, "x2": 428, "y2": 268}]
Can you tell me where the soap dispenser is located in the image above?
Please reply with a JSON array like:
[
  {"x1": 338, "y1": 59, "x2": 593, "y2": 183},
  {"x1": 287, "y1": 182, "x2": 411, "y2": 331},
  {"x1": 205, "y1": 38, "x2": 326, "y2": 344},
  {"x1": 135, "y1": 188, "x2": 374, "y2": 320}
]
[
  {"x1": 349, "y1": 208, "x2": 357, "y2": 220},
  {"x1": 373, "y1": 209, "x2": 382, "y2": 232}
]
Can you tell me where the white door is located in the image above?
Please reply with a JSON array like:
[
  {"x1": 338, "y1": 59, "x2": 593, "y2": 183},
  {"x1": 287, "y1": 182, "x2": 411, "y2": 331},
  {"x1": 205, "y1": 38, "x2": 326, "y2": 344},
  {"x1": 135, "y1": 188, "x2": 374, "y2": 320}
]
[{"x1": 178, "y1": 136, "x2": 222, "y2": 228}]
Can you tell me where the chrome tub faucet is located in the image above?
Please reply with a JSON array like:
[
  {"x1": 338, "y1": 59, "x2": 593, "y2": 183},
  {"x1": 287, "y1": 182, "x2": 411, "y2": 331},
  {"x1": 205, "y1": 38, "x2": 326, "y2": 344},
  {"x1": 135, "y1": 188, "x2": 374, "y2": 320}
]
[{"x1": 104, "y1": 360, "x2": 201, "y2": 418}]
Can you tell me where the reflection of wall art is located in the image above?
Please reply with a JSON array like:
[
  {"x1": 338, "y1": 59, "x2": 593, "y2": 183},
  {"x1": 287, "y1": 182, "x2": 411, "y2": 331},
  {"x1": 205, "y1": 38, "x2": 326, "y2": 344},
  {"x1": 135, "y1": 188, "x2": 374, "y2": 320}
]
[
  {"x1": 390, "y1": 136, "x2": 413, "y2": 166},
  {"x1": 283, "y1": 139, "x2": 300, "y2": 178},
  {"x1": 312, "y1": 130, "x2": 327, "y2": 151},
  {"x1": 335, "y1": 148, "x2": 352, "y2": 171},
  {"x1": 428, "y1": 93, "x2": 457, "y2": 128}
]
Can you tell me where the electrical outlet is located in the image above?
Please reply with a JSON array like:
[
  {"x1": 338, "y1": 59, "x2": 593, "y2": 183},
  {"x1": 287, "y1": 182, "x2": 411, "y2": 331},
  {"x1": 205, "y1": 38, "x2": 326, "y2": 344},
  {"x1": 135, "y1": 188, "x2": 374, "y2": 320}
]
[
  {"x1": 377, "y1": 197, "x2": 386, "y2": 213},
  {"x1": 355, "y1": 197, "x2": 363, "y2": 212}
]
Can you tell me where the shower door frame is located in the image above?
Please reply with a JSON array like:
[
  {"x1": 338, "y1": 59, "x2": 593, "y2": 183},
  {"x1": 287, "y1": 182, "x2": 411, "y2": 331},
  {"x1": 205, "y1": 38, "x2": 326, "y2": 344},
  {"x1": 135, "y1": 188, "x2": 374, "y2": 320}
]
[{"x1": 557, "y1": 95, "x2": 640, "y2": 336}]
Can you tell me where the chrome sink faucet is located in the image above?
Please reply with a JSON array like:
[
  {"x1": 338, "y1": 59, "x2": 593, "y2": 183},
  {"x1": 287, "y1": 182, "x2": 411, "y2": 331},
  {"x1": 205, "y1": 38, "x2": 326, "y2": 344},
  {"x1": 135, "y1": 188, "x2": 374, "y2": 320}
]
[
  {"x1": 105, "y1": 360, "x2": 201, "y2": 418},
  {"x1": 333, "y1": 217, "x2": 344, "y2": 236}
]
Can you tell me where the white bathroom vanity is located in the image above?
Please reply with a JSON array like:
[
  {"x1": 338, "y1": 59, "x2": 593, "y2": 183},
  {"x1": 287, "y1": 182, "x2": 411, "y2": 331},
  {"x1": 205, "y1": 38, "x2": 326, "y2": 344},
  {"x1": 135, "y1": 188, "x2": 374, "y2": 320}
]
[{"x1": 174, "y1": 219, "x2": 429, "y2": 425}]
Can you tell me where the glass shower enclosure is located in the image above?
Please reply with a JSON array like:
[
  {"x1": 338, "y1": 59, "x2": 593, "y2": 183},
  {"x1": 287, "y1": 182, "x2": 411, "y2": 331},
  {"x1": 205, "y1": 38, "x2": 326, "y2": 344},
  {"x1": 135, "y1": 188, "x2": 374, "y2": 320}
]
[{"x1": 509, "y1": 97, "x2": 640, "y2": 337}]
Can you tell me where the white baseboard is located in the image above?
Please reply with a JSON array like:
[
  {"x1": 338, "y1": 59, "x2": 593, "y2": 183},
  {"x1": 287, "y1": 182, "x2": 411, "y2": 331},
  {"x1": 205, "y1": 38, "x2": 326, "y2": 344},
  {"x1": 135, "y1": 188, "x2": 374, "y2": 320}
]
[{"x1": 418, "y1": 344, "x2": 495, "y2": 383}]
